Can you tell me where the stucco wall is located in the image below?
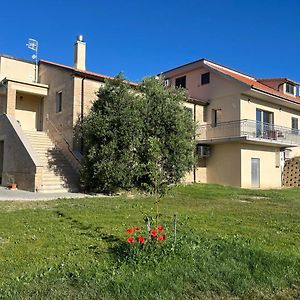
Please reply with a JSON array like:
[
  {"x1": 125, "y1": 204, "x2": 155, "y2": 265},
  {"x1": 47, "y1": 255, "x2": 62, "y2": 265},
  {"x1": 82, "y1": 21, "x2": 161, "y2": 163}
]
[
  {"x1": 240, "y1": 95, "x2": 300, "y2": 128},
  {"x1": 206, "y1": 143, "x2": 241, "y2": 187},
  {"x1": 0, "y1": 114, "x2": 42, "y2": 191},
  {"x1": 15, "y1": 93, "x2": 42, "y2": 130},
  {"x1": 241, "y1": 144, "x2": 281, "y2": 188},
  {"x1": 0, "y1": 56, "x2": 36, "y2": 82},
  {"x1": 240, "y1": 95, "x2": 300, "y2": 158}
]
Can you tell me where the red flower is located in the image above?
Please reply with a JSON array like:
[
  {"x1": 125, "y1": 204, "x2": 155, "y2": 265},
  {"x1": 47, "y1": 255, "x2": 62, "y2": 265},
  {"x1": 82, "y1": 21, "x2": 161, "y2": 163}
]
[
  {"x1": 127, "y1": 237, "x2": 135, "y2": 243},
  {"x1": 158, "y1": 235, "x2": 166, "y2": 241},
  {"x1": 138, "y1": 236, "x2": 145, "y2": 244},
  {"x1": 134, "y1": 226, "x2": 140, "y2": 231},
  {"x1": 150, "y1": 229, "x2": 157, "y2": 237},
  {"x1": 157, "y1": 225, "x2": 163, "y2": 232},
  {"x1": 126, "y1": 228, "x2": 134, "y2": 234}
]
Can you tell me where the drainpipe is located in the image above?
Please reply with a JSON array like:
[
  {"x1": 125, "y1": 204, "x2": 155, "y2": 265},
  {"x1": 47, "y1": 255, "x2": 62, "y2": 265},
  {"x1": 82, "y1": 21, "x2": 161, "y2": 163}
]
[{"x1": 80, "y1": 76, "x2": 86, "y2": 153}]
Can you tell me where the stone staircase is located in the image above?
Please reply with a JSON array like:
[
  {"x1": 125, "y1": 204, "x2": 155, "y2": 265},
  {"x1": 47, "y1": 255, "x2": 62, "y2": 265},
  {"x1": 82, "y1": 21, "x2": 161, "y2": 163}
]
[{"x1": 24, "y1": 130, "x2": 79, "y2": 193}]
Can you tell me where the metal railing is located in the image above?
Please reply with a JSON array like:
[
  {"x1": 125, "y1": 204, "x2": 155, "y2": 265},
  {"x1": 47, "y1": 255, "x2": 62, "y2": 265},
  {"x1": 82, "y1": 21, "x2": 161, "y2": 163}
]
[
  {"x1": 197, "y1": 119, "x2": 300, "y2": 146},
  {"x1": 45, "y1": 118, "x2": 81, "y2": 171}
]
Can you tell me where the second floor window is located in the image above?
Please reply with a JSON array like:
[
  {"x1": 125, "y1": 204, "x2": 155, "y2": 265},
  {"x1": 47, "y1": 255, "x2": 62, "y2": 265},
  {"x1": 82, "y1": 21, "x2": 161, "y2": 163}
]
[
  {"x1": 292, "y1": 117, "x2": 298, "y2": 134},
  {"x1": 201, "y1": 72, "x2": 210, "y2": 85},
  {"x1": 175, "y1": 76, "x2": 186, "y2": 88},
  {"x1": 211, "y1": 109, "x2": 221, "y2": 127},
  {"x1": 56, "y1": 91, "x2": 62, "y2": 113}
]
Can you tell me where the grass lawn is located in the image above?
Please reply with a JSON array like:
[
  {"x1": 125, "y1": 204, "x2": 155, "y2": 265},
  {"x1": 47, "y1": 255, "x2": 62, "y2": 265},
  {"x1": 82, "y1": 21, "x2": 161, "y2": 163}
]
[{"x1": 0, "y1": 184, "x2": 299, "y2": 299}]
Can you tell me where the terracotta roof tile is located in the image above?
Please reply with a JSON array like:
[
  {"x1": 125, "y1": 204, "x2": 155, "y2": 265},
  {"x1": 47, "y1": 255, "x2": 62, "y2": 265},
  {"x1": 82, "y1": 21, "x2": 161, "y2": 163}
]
[
  {"x1": 205, "y1": 61, "x2": 300, "y2": 104},
  {"x1": 39, "y1": 59, "x2": 138, "y2": 86}
]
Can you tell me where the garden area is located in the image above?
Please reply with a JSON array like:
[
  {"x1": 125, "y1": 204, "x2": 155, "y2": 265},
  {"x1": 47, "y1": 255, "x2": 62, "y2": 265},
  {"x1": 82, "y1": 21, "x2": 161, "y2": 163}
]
[{"x1": 0, "y1": 183, "x2": 299, "y2": 299}]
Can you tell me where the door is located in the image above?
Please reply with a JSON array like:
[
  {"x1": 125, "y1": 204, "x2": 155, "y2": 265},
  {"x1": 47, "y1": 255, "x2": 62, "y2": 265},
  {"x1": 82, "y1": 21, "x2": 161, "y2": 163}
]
[
  {"x1": 0, "y1": 141, "x2": 3, "y2": 183},
  {"x1": 251, "y1": 158, "x2": 260, "y2": 188},
  {"x1": 256, "y1": 109, "x2": 274, "y2": 138},
  {"x1": 15, "y1": 95, "x2": 40, "y2": 131}
]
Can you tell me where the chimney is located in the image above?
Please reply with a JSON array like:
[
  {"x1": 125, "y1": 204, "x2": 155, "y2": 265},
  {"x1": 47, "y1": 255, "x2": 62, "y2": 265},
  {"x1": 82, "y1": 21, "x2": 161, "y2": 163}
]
[{"x1": 74, "y1": 35, "x2": 86, "y2": 70}]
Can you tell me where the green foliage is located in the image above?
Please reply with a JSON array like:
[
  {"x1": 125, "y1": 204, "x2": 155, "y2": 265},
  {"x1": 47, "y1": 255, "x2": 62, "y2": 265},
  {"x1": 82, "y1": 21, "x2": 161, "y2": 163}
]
[
  {"x1": 138, "y1": 78, "x2": 195, "y2": 194},
  {"x1": 80, "y1": 75, "x2": 143, "y2": 193},
  {"x1": 79, "y1": 75, "x2": 195, "y2": 194},
  {"x1": 0, "y1": 185, "x2": 300, "y2": 299}
]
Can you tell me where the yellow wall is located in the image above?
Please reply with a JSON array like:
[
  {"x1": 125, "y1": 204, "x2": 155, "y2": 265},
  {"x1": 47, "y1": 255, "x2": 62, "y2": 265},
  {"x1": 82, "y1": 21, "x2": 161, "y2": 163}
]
[
  {"x1": 0, "y1": 56, "x2": 36, "y2": 82},
  {"x1": 240, "y1": 95, "x2": 300, "y2": 128},
  {"x1": 39, "y1": 63, "x2": 75, "y2": 147},
  {"x1": 241, "y1": 144, "x2": 281, "y2": 188},
  {"x1": 206, "y1": 143, "x2": 241, "y2": 187},
  {"x1": 39, "y1": 63, "x2": 104, "y2": 151},
  {"x1": 15, "y1": 94, "x2": 42, "y2": 130}
]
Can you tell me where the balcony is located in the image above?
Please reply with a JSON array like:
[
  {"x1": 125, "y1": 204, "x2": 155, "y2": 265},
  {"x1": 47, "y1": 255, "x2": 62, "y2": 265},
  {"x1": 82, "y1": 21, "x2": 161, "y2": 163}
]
[{"x1": 197, "y1": 119, "x2": 300, "y2": 147}]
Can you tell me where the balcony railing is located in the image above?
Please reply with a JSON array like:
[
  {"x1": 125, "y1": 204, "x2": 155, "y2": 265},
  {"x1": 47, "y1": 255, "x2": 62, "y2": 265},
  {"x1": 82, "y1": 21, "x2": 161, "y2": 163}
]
[{"x1": 197, "y1": 119, "x2": 300, "y2": 146}]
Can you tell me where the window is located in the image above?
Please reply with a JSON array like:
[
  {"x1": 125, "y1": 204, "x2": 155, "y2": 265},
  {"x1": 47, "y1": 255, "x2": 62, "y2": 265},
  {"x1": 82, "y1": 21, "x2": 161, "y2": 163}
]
[
  {"x1": 211, "y1": 109, "x2": 221, "y2": 127},
  {"x1": 286, "y1": 83, "x2": 295, "y2": 95},
  {"x1": 175, "y1": 76, "x2": 186, "y2": 88},
  {"x1": 56, "y1": 91, "x2": 62, "y2": 113},
  {"x1": 292, "y1": 117, "x2": 298, "y2": 134},
  {"x1": 201, "y1": 72, "x2": 210, "y2": 85},
  {"x1": 256, "y1": 109, "x2": 274, "y2": 138},
  {"x1": 184, "y1": 106, "x2": 193, "y2": 116}
]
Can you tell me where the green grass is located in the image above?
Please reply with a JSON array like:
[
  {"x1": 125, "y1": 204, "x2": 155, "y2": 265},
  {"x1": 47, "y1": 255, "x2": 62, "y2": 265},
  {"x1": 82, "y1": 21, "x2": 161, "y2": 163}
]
[{"x1": 0, "y1": 184, "x2": 300, "y2": 299}]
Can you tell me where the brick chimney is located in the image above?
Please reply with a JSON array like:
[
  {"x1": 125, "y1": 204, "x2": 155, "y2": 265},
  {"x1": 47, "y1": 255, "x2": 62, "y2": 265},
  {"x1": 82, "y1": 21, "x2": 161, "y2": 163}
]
[{"x1": 74, "y1": 35, "x2": 86, "y2": 70}]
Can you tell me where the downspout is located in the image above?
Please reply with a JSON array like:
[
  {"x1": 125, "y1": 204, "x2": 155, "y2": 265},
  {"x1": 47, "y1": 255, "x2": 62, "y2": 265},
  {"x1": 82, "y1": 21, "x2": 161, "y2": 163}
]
[{"x1": 80, "y1": 76, "x2": 86, "y2": 153}]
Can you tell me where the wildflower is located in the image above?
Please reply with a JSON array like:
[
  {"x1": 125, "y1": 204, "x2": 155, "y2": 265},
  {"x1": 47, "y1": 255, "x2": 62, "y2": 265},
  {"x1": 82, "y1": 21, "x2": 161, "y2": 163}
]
[
  {"x1": 150, "y1": 229, "x2": 157, "y2": 237},
  {"x1": 138, "y1": 236, "x2": 145, "y2": 244},
  {"x1": 127, "y1": 237, "x2": 135, "y2": 243},
  {"x1": 134, "y1": 226, "x2": 140, "y2": 231},
  {"x1": 158, "y1": 235, "x2": 166, "y2": 241},
  {"x1": 157, "y1": 225, "x2": 163, "y2": 232},
  {"x1": 126, "y1": 228, "x2": 134, "y2": 234}
]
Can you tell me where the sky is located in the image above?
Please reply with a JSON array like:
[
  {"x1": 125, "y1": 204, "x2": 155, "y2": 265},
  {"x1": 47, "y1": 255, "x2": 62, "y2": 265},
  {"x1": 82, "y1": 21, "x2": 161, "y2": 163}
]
[{"x1": 1, "y1": 0, "x2": 299, "y2": 83}]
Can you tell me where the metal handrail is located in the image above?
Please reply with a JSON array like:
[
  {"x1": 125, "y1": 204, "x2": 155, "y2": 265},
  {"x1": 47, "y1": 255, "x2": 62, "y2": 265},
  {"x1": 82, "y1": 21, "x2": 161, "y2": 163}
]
[
  {"x1": 197, "y1": 119, "x2": 300, "y2": 145},
  {"x1": 46, "y1": 117, "x2": 81, "y2": 163}
]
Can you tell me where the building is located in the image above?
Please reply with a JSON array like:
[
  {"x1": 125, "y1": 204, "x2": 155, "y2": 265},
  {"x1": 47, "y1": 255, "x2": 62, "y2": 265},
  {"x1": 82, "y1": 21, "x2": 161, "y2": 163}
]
[
  {"x1": 162, "y1": 59, "x2": 300, "y2": 188},
  {"x1": 0, "y1": 35, "x2": 137, "y2": 192},
  {"x1": 1, "y1": 36, "x2": 300, "y2": 192}
]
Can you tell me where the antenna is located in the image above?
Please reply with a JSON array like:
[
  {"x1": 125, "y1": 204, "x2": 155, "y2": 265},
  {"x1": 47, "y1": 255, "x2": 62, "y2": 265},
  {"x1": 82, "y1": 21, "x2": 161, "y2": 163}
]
[{"x1": 26, "y1": 38, "x2": 38, "y2": 83}]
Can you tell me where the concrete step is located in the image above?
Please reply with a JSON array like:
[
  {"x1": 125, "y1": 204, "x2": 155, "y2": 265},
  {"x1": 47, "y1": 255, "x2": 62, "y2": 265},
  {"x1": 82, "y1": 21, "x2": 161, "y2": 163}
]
[{"x1": 24, "y1": 130, "x2": 79, "y2": 193}]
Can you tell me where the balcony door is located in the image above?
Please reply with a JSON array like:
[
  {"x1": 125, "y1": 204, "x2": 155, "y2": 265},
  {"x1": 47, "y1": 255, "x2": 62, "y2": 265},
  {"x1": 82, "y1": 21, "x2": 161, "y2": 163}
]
[{"x1": 256, "y1": 109, "x2": 274, "y2": 138}]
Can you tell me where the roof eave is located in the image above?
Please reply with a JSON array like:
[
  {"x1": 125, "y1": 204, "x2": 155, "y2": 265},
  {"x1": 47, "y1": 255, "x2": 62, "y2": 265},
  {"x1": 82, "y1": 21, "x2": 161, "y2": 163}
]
[{"x1": 250, "y1": 86, "x2": 300, "y2": 106}]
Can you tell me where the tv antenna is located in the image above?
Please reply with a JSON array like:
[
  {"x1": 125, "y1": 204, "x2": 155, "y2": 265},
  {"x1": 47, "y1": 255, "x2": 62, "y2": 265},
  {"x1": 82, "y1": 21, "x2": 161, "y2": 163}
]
[{"x1": 26, "y1": 38, "x2": 38, "y2": 82}]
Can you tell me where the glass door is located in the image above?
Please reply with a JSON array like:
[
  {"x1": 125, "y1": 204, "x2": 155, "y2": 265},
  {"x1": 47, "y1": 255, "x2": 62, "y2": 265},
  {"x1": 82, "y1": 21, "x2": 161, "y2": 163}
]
[{"x1": 256, "y1": 109, "x2": 274, "y2": 138}]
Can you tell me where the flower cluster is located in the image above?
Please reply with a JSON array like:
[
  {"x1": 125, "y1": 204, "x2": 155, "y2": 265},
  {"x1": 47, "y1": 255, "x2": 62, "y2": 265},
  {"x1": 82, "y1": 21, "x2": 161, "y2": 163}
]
[{"x1": 126, "y1": 225, "x2": 166, "y2": 244}]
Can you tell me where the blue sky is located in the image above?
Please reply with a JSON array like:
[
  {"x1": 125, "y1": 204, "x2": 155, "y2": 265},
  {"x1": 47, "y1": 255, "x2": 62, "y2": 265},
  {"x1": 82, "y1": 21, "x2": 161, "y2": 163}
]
[{"x1": 1, "y1": 0, "x2": 299, "y2": 82}]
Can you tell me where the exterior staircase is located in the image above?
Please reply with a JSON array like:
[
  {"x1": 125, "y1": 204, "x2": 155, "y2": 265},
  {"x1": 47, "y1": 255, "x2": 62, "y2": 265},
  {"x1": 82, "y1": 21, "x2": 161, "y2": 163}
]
[{"x1": 24, "y1": 130, "x2": 79, "y2": 193}]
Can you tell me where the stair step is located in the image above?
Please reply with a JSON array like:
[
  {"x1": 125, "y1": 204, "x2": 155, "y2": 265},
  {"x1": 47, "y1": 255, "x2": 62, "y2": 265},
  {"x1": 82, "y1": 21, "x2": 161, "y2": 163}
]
[{"x1": 24, "y1": 130, "x2": 79, "y2": 193}]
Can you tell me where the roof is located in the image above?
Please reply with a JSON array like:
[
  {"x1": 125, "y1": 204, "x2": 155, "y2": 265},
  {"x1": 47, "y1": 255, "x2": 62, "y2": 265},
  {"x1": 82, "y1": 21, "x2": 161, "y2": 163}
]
[
  {"x1": 0, "y1": 54, "x2": 35, "y2": 65},
  {"x1": 162, "y1": 58, "x2": 300, "y2": 104},
  {"x1": 39, "y1": 59, "x2": 138, "y2": 86},
  {"x1": 257, "y1": 77, "x2": 298, "y2": 85},
  {"x1": 204, "y1": 60, "x2": 300, "y2": 103}
]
